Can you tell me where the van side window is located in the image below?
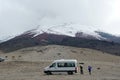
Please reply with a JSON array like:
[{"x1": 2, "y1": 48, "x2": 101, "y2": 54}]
[
  {"x1": 57, "y1": 63, "x2": 65, "y2": 67},
  {"x1": 50, "y1": 63, "x2": 56, "y2": 68},
  {"x1": 67, "y1": 63, "x2": 75, "y2": 67},
  {"x1": 64, "y1": 63, "x2": 67, "y2": 67},
  {"x1": 57, "y1": 62, "x2": 75, "y2": 67}
]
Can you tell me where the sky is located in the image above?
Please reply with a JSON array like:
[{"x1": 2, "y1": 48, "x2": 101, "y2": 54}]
[{"x1": 0, "y1": 0, "x2": 120, "y2": 40}]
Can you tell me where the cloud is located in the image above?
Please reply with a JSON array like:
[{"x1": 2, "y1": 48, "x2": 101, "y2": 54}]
[{"x1": 0, "y1": 0, "x2": 120, "y2": 39}]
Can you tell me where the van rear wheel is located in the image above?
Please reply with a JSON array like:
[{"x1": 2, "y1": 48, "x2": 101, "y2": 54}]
[{"x1": 68, "y1": 71, "x2": 73, "y2": 75}]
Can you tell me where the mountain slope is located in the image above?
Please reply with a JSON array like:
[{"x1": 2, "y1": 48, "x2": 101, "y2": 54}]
[
  {"x1": 0, "y1": 24, "x2": 120, "y2": 56},
  {"x1": 96, "y1": 31, "x2": 120, "y2": 43},
  {"x1": 0, "y1": 31, "x2": 120, "y2": 56},
  {"x1": 1, "y1": 45, "x2": 120, "y2": 62}
]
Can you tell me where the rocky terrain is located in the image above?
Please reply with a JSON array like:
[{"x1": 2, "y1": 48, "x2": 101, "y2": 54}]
[{"x1": 0, "y1": 45, "x2": 120, "y2": 80}]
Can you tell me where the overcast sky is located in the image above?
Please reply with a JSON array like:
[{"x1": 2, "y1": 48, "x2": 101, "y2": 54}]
[{"x1": 0, "y1": 0, "x2": 120, "y2": 39}]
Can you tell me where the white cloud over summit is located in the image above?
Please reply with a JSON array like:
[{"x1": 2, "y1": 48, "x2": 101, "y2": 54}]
[{"x1": 0, "y1": 0, "x2": 120, "y2": 40}]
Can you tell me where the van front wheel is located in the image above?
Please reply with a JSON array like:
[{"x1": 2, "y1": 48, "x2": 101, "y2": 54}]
[
  {"x1": 46, "y1": 71, "x2": 52, "y2": 75},
  {"x1": 68, "y1": 71, "x2": 73, "y2": 75}
]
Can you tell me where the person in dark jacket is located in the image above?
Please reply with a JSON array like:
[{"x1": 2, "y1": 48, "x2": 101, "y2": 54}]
[
  {"x1": 88, "y1": 66, "x2": 92, "y2": 75},
  {"x1": 80, "y1": 65, "x2": 83, "y2": 74}
]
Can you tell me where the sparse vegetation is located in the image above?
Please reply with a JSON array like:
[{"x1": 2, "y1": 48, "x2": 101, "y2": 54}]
[
  {"x1": 71, "y1": 50, "x2": 77, "y2": 53},
  {"x1": 57, "y1": 53, "x2": 61, "y2": 56}
]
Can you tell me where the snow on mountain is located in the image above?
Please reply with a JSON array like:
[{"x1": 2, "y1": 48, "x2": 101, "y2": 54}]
[
  {"x1": 0, "y1": 23, "x2": 107, "y2": 43},
  {"x1": 24, "y1": 23, "x2": 105, "y2": 40},
  {"x1": 47, "y1": 23, "x2": 104, "y2": 40}
]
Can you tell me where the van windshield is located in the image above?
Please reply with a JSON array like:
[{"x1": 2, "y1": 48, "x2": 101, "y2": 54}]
[{"x1": 50, "y1": 63, "x2": 56, "y2": 68}]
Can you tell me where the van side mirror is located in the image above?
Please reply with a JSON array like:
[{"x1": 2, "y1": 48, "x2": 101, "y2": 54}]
[{"x1": 49, "y1": 65, "x2": 52, "y2": 68}]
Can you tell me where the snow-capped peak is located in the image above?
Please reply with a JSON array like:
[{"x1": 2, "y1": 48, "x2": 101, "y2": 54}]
[
  {"x1": 0, "y1": 23, "x2": 106, "y2": 43},
  {"x1": 29, "y1": 23, "x2": 104, "y2": 40}
]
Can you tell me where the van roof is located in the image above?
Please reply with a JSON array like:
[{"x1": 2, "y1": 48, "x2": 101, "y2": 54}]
[{"x1": 53, "y1": 59, "x2": 77, "y2": 63}]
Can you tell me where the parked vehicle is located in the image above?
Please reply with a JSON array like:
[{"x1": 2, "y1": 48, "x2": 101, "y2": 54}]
[
  {"x1": 0, "y1": 57, "x2": 5, "y2": 62},
  {"x1": 44, "y1": 59, "x2": 78, "y2": 75}
]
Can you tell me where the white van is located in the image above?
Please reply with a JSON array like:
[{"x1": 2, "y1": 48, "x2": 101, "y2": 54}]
[{"x1": 44, "y1": 59, "x2": 78, "y2": 75}]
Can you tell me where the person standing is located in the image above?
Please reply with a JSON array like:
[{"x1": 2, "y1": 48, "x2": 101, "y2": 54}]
[
  {"x1": 88, "y1": 66, "x2": 92, "y2": 75},
  {"x1": 80, "y1": 65, "x2": 84, "y2": 74}
]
